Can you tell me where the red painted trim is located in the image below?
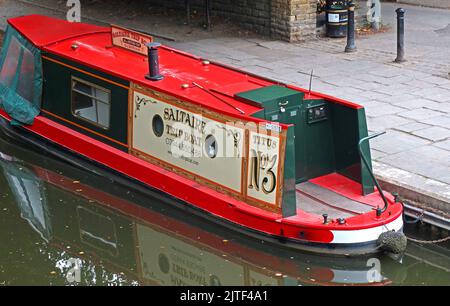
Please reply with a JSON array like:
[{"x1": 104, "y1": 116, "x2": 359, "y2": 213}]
[{"x1": 286, "y1": 84, "x2": 363, "y2": 109}]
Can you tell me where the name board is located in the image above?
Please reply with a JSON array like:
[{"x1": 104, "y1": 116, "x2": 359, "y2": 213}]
[
  {"x1": 111, "y1": 25, "x2": 153, "y2": 55},
  {"x1": 131, "y1": 90, "x2": 244, "y2": 193},
  {"x1": 129, "y1": 85, "x2": 285, "y2": 212}
]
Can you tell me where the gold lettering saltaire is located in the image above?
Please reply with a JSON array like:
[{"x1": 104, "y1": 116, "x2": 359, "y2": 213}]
[
  {"x1": 131, "y1": 91, "x2": 244, "y2": 193},
  {"x1": 163, "y1": 108, "x2": 207, "y2": 135}
]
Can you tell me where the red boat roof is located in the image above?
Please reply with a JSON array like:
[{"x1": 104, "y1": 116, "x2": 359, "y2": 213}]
[
  {"x1": 8, "y1": 15, "x2": 109, "y2": 47},
  {"x1": 7, "y1": 15, "x2": 361, "y2": 117}
]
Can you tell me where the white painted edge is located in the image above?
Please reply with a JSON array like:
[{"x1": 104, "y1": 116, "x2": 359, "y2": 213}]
[{"x1": 331, "y1": 214, "x2": 403, "y2": 244}]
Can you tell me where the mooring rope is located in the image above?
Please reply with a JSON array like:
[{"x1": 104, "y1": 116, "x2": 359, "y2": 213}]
[
  {"x1": 396, "y1": 199, "x2": 450, "y2": 244},
  {"x1": 406, "y1": 236, "x2": 450, "y2": 244}
]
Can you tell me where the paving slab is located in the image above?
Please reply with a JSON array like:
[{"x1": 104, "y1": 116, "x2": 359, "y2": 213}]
[
  {"x1": 398, "y1": 108, "x2": 444, "y2": 120},
  {"x1": 412, "y1": 126, "x2": 450, "y2": 141},
  {"x1": 393, "y1": 122, "x2": 432, "y2": 133},
  {"x1": 434, "y1": 139, "x2": 450, "y2": 151}
]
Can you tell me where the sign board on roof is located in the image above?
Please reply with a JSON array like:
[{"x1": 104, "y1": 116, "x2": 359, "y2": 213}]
[{"x1": 111, "y1": 25, "x2": 153, "y2": 55}]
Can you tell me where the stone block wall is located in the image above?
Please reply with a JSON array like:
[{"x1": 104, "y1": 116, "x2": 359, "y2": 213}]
[
  {"x1": 272, "y1": 0, "x2": 317, "y2": 41},
  {"x1": 148, "y1": 0, "x2": 318, "y2": 42}
]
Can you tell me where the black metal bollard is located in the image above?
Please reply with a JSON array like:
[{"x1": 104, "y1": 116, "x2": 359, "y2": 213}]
[
  {"x1": 345, "y1": 2, "x2": 357, "y2": 52},
  {"x1": 394, "y1": 8, "x2": 406, "y2": 63},
  {"x1": 145, "y1": 42, "x2": 164, "y2": 81},
  {"x1": 204, "y1": 0, "x2": 211, "y2": 31},
  {"x1": 185, "y1": 0, "x2": 191, "y2": 25}
]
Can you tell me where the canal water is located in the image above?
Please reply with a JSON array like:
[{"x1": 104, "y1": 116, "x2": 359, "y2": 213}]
[{"x1": 0, "y1": 134, "x2": 449, "y2": 286}]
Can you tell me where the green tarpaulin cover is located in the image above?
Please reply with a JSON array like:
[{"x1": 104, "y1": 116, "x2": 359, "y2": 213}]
[{"x1": 0, "y1": 25, "x2": 42, "y2": 125}]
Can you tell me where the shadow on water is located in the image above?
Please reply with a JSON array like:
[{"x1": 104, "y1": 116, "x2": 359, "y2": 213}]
[{"x1": 0, "y1": 133, "x2": 449, "y2": 286}]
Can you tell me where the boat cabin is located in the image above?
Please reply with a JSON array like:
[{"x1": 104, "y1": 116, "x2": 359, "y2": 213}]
[{"x1": 0, "y1": 15, "x2": 375, "y2": 219}]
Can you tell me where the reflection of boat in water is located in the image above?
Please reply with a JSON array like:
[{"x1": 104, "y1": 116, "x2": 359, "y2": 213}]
[{"x1": 0, "y1": 136, "x2": 397, "y2": 286}]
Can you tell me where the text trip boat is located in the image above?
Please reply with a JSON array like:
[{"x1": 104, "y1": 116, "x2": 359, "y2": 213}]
[{"x1": 0, "y1": 15, "x2": 405, "y2": 255}]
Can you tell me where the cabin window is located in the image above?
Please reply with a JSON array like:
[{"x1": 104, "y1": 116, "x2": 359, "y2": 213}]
[{"x1": 71, "y1": 77, "x2": 111, "y2": 129}]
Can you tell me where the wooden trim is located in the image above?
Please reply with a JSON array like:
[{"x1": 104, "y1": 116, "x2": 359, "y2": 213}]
[
  {"x1": 276, "y1": 131, "x2": 287, "y2": 209},
  {"x1": 41, "y1": 109, "x2": 129, "y2": 148},
  {"x1": 42, "y1": 55, "x2": 130, "y2": 90},
  {"x1": 127, "y1": 87, "x2": 133, "y2": 154},
  {"x1": 241, "y1": 129, "x2": 249, "y2": 198}
]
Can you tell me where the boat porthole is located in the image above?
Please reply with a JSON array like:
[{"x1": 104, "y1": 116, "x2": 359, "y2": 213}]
[
  {"x1": 152, "y1": 115, "x2": 164, "y2": 137},
  {"x1": 205, "y1": 135, "x2": 217, "y2": 158},
  {"x1": 158, "y1": 253, "x2": 170, "y2": 274}
]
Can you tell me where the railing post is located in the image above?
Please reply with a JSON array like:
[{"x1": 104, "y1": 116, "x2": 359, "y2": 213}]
[
  {"x1": 345, "y1": 2, "x2": 357, "y2": 52},
  {"x1": 394, "y1": 8, "x2": 406, "y2": 63}
]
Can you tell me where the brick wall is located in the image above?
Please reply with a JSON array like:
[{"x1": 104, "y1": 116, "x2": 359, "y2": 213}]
[{"x1": 149, "y1": 0, "x2": 317, "y2": 42}]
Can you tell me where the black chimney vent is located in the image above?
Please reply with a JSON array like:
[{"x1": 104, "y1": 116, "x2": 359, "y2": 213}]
[{"x1": 145, "y1": 42, "x2": 164, "y2": 81}]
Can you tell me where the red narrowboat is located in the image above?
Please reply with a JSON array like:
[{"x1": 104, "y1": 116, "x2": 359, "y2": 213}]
[{"x1": 0, "y1": 15, "x2": 405, "y2": 256}]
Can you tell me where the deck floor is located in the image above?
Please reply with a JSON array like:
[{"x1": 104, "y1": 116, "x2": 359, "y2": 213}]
[{"x1": 296, "y1": 181, "x2": 374, "y2": 219}]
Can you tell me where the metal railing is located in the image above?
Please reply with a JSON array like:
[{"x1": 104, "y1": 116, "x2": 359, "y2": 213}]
[{"x1": 358, "y1": 131, "x2": 389, "y2": 216}]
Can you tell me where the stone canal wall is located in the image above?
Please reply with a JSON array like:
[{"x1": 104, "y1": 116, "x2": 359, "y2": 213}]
[{"x1": 151, "y1": 0, "x2": 317, "y2": 42}]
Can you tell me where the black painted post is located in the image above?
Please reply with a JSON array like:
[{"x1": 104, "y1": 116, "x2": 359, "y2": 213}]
[
  {"x1": 345, "y1": 2, "x2": 356, "y2": 52},
  {"x1": 205, "y1": 0, "x2": 211, "y2": 31},
  {"x1": 145, "y1": 42, "x2": 164, "y2": 81},
  {"x1": 394, "y1": 8, "x2": 406, "y2": 63},
  {"x1": 185, "y1": 0, "x2": 190, "y2": 25}
]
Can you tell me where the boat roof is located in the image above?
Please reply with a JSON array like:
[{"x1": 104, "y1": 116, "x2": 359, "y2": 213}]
[
  {"x1": 7, "y1": 15, "x2": 360, "y2": 118},
  {"x1": 8, "y1": 15, "x2": 109, "y2": 47}
]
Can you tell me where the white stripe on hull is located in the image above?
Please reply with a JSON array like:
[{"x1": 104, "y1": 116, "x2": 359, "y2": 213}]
[{"x1": 331, "y1": 215, "x2": 403, "y2": 244}]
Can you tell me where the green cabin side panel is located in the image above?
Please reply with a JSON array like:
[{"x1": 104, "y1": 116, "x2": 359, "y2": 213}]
[
  {"x1": 331, "y1": 104, "x2": 374, "y2": 194},
  {"x1": 281, "y1": 126, "x2": 297, "y2": 218},
  {"x1": 237, "y1": 86, "x2": 335, "y2": 183},
  {"x1": 41, "y1": 54, "x2": 130, "y2": 151},
  {"x1": 302, "y1": 98, "x2": 335, "y2": 182},
  {"x1": 356, "y1": 108, "x2": 375, "y2": 195}
]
